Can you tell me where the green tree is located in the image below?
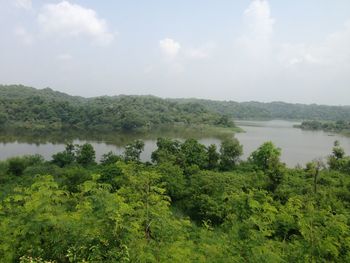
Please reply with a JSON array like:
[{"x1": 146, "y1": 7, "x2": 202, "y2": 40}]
[
  {"x1": 51, "y1": 143, "x2": 76, "y2": 167},
  {"x1": 7, "y1": 157, "x2": 27, "y2": 176},
  {"x1": 75, "y1": 143, "x2": 96, "y2": 166},
  {"x1": 207, "y1": 144, "x2": 219, "y2": 170},
  {"x1": 249, "y1": 142, "x2": 281, "y2": 171},
  {"x1": 328, "y1": 140, "x2": 348, "y2": 171},
  {"x1": 0, "y1": 112, "x2": 7, "y2": 127},
  {"x1": 100, "y1": 151, "x2": 122, "y2": 166},
  {"x1": 305, "y1": 159, "x2": 323, "y2": 194},
  {"x1": 151, "y1": 138, "x2": 181, "y2": 164},
  {"x1": 219, "y1": 138, "x2": 243, "y2": 170},
  {"x1": 180, "y1": 139, "x2": 208, "y2": 170},
  {"x1": 250, "y1": 142, "x2": 285, "y2": 192},
  {"x1": 124, "y1": 140, "x2": 145, "y2": 162}
]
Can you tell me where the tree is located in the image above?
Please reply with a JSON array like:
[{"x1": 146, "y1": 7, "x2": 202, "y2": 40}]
[
  {"x1": 7, "y1": 157, "x2": 27, "y2": 176},
  {"x1": 249, "y1": 142, "x2": 285, "y2": 192},
  {"x1": 75, "y1": 143, "x2": 96, "y2": 166},
  {"x1": 207, "y1": 144, "x2": 219, "y2": 170},
  {"x1": 51, "y1": 143, "x2": 76, "y2": 167},
  {"x1": 305, "y1": 159, "x2": 324, "y2": 194},
  {"x1": 219, "y1": 138, "x2": 243, "y2": 170},
  {"x1": 151, "y1": 138, "x2": 181, "y2": 164},
  {"x1": 100, "y1": 151, "x2": 122, "y2": 166},
  {"x1": 332, "y1": 140, "x2": 345, "y2": 160},
  {"x1": 0, "y1": 113, "x2": 7, "y2": 127},
  {"x1": 124, "y1": 140, "x2": 145, "y2": 162},
  {"x1": 249, "y1": 142, "x2": 281, "y2": 171},
  {"x1": 180, "y1": 139, "x2": 208, "y2": 170},
  {"x1": 328, "y1": 140, "x2": 348, "y2": 171}
]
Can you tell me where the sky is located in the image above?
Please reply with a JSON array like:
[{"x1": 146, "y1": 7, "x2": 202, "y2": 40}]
[{"x1": 0, "y1": 0, "x2": 350, "y2": 105}]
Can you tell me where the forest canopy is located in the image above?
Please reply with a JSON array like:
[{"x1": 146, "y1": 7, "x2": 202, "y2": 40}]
[
  {"x1": 0, "y1": 85, "x2": 234, "y2": 132},
  {"x1": 1, "y1": 85, "x2": 350, "y2": 133},
  {"x1": 1, "y1": 138, "x2": 350, "y2": 262}
]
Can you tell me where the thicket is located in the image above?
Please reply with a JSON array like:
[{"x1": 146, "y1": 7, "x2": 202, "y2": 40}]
[{"x1": 1, "y1": 138, "x2": 350, "y2": 262}]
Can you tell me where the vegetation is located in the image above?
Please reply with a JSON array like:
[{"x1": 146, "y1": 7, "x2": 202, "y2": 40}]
[
  {"x1": 0, "y1": 85, "x2": 235, "y2": 132},
  {"x1": 1, "y1": 137, "x2": 350, "y2": 262},
  {"x1": 296, "y1": 120, "x2": 350, "y2": 135},
  {"x1": 174, "y1": 99, "x2": 350, "y2": 120},
  {"x1": 2, "y1": 85, "x2": 350, "y2": 134}
]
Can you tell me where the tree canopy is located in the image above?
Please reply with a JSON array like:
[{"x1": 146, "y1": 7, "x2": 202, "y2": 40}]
[{"x1": 1, "y1": 138, "x2": 350, "y2": 262}]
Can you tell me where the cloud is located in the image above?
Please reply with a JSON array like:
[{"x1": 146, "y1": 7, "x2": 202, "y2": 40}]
[
  {"x1": 236, "y1": 0, "x2": 275, "y2": 60},
  {"x1": 243, "y1": 0, "x2": 274, "y2": 41},
  {"x1": 14, "y1": 26, "x2": 34, "y2": 45},
  {"x1": 159, "y1": 38, "x2": 181, "y2": 59},
  {"x1": 281, "y1": 20, "x2": 350, "y2": 68},
  {"x1": 14, "y1": 0, "x2": 32, "y2": 10},
  {"x1": 38, "y1": 1, "x2": 114, "y2": 46}
]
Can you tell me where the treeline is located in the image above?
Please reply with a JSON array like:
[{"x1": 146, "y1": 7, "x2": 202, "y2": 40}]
[
  {"x1": 0, "y1": 85, "x2": 234, "y2": 132},
  {"x1": 296, "y1": 120, "x2": 350, "y2": 134},
  {"x1": 1, "y1": 138, "x2": 350, "y2": 262},
  {"x1": 2, "y1": 85, "x2": 350, "y2": 133},
  {"x1": 174, "y1": 99, "x2": 350, "y2": 120}
]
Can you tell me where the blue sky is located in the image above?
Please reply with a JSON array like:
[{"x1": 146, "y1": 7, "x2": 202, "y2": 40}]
[{"x1": 1, "y1": 0, "x2": 350, "y2": 105}]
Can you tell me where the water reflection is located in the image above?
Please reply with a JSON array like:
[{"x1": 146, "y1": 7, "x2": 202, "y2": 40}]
[{"x1": 1, "y1": 121, "x2": 350, "y2": 167}]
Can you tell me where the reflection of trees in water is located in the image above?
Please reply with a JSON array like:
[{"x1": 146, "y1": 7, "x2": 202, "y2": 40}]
[{"x1": 0, "y1": 125, "x2": 234, "y2": 146}]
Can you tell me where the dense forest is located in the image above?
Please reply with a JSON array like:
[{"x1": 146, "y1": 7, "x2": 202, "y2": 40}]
[
  {"x1": 2, "y1": 85, "x2": 350, "y2": 134},
  {"x1": 0, "y1": 85, "x2": 234, "y2": 132},
  {"x1": 174, "y1": 99, "x2": 350, "y2": 121},
  {"x1": 1, "y1": 137, "x2": 350, "y2": 262},
  {"x1": 296, "y1": 120, "x2": 350, "y2": 135}
]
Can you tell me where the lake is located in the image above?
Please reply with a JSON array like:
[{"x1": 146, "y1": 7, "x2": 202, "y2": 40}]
[
  {"x1": 1, "y1": 120, "x2": 350, "y2": 167},
  {"x1": 235, "y1": 120, "x2": 350, "y2": 166}
]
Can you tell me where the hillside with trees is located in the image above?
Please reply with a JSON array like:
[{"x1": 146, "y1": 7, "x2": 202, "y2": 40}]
[
  {"x1": 0, "y1": 138, "x2": 350, "y2": 262},
  {"x1": 1, "y1": 85, "x2": 350, "y2": 134},
  {"x1": 174, "y1": 99, "x2": 350, "y2": 121},
  {"x1": 0, "y1": 85, "x2": 234, "y2": 132}
]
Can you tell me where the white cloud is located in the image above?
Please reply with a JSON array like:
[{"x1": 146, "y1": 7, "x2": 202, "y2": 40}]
[
  {"x1": 14, "y1": 0, "x2": 32, "y2": 10},
  {"x1": 236, "y1": 0, "x2": 275, "y2": 60},
  {"x1": 38, "y1": 1, "x2": 114, "y2": 46},
  {"x1": 281, "y1": 20, "x2": 350, "y2": 67},
  {"x1": 243, "y1": 0, "x2": 274, "y2": 41},
  {"x1": 159, "y1": 38, "x2": 181, "y2": 59},
  {"x1": 14, "y1": 26, "x2": 34, "y2": 45}
]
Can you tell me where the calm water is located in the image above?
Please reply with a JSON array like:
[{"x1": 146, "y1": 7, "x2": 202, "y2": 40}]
[
  {"x1": 1, "y1": 120, "x2": 350, "y2": 167},
  {"x1": 235, "y1": 120, "x2": 350, "y2": 166}
]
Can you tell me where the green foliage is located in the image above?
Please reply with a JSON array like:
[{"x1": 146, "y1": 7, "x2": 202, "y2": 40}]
[
  {"x1": 0, "y1": 112, "x2": 8, "y2": 127},
  {"x1": 249, "y1": 141, "x2": 281, "y2": 171},
  {"x1": 100, "y1": 151, "x2": 122, "y2": 166},
  {"x1": 249, "y1": 142, "x2": 285, "y2": 192},
  {"x1": 0, "y1": 85, "x2": 235, "y2": 132},
  {"x1": 297, "y1": 120, "x2": 350, "y2": 134},
  {"x1": 328, "y1": 141, "x2": 350, "y2": 173},
  {"x1": 75, "y1": 143, "x2": 96, "y2": 167},
  {"x1": 151, "y1": 137, "x2": 182, "y2": 164},
  {"x1": 51, "y1": 144, "x2": 75, "y2": 167},
  {"x1": 207, "y1": 144, "x2": 219, "y2": 170},
  {"x1": 7, "y1": 155, "x2": 44, "y2": 176},
  {"x1": 124, "y1": 140, "x2": 145, "y2": 162},
  {"x1": 219, "y1": 137, "x2": 243, "y2": 170},
  {"x1": 1, "y1": 138, "x2": 350, "y2": 262},
  {"x1": 180, "y1": 139, "x2": 208, "y2": 170}
]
